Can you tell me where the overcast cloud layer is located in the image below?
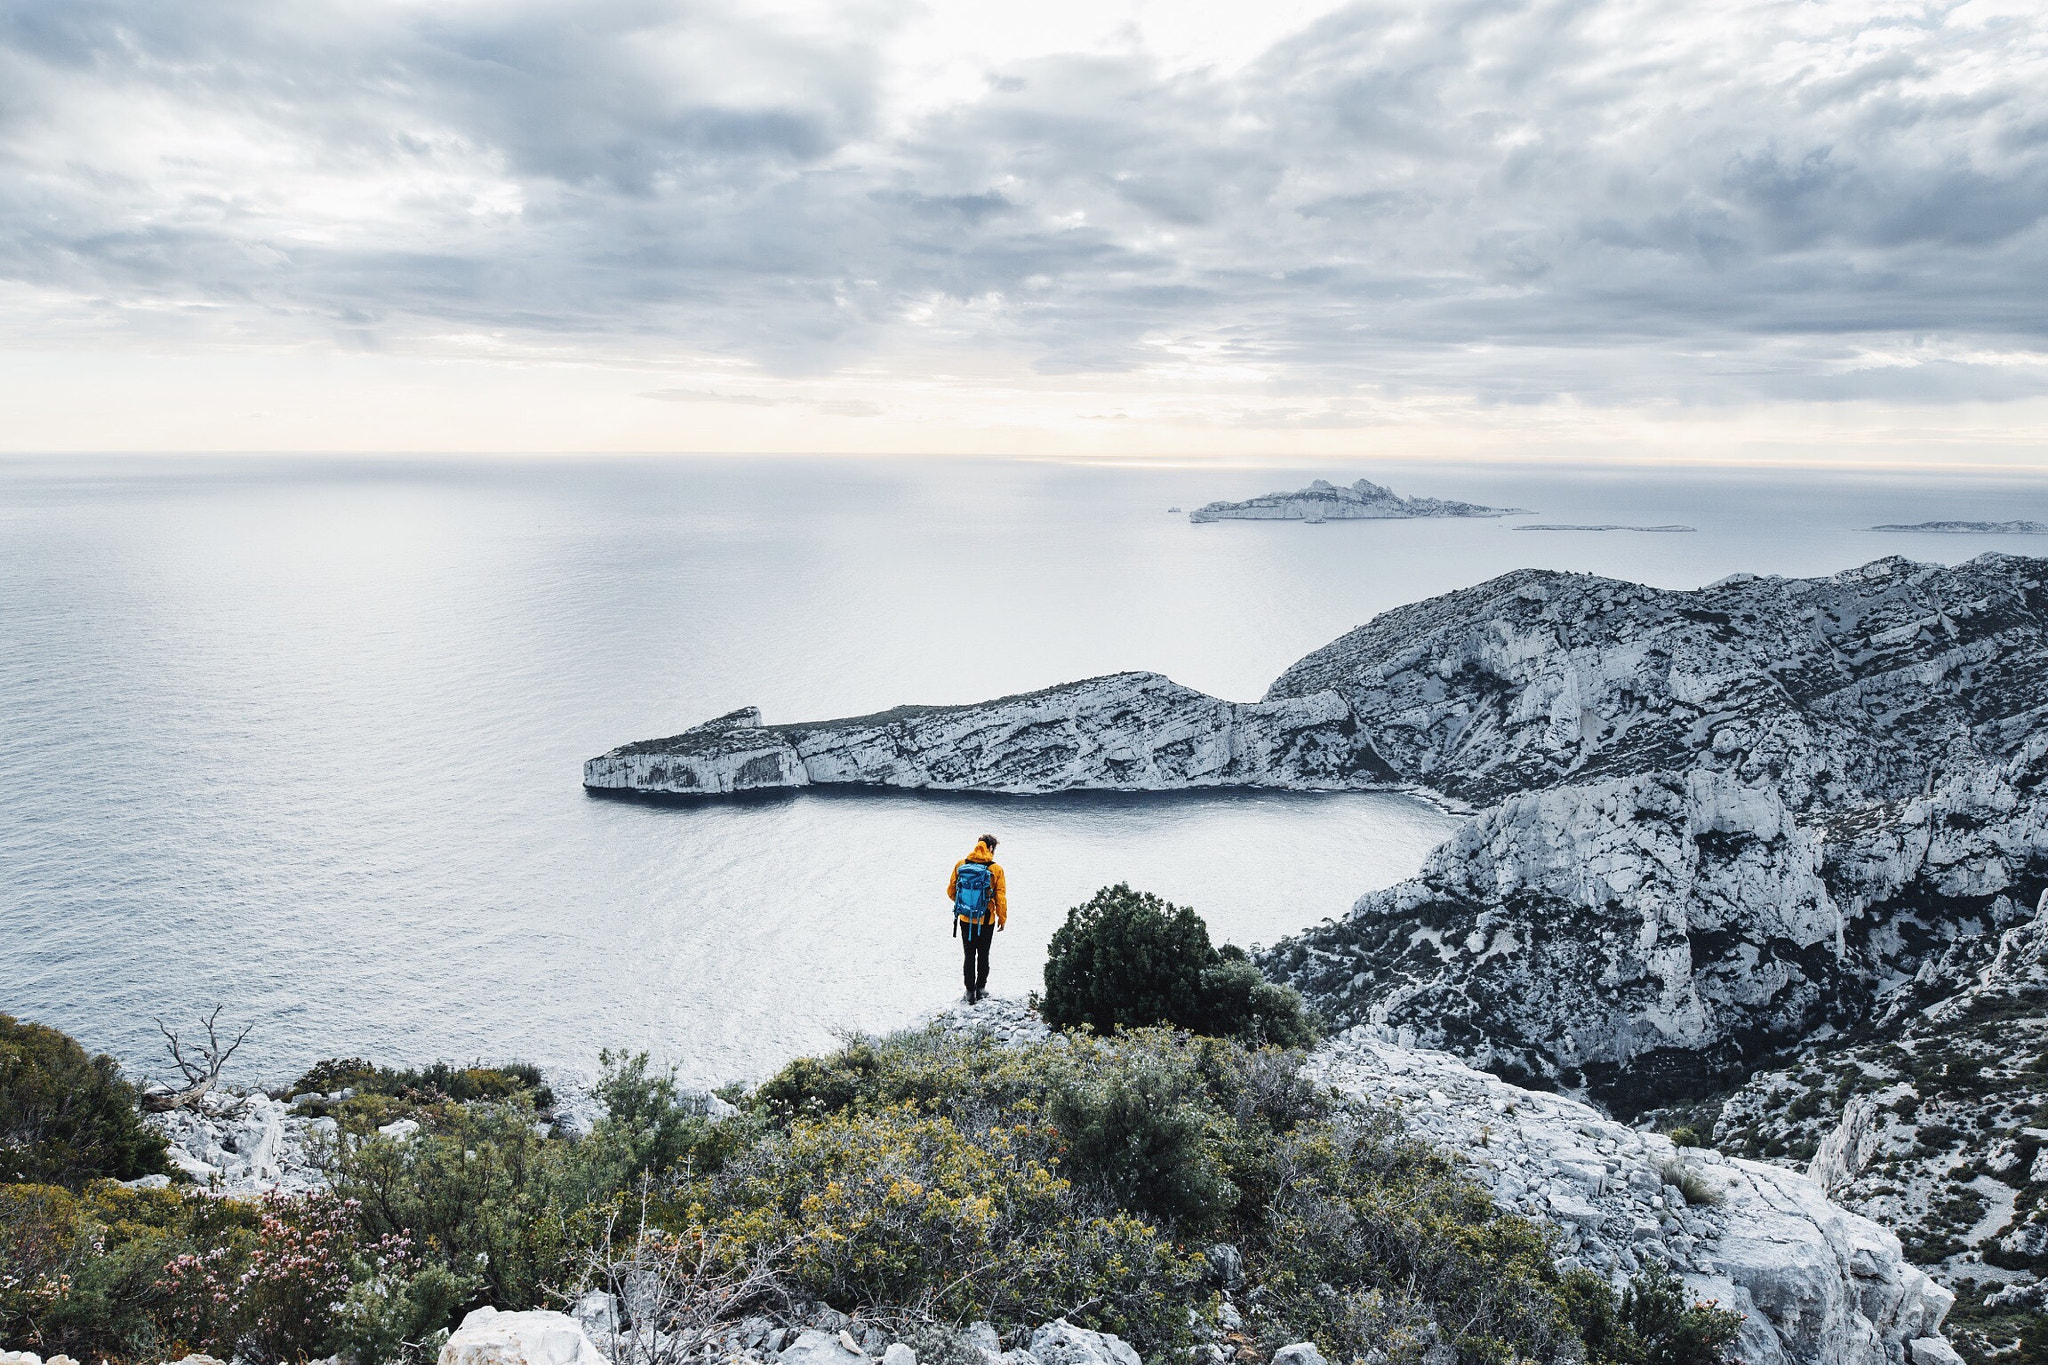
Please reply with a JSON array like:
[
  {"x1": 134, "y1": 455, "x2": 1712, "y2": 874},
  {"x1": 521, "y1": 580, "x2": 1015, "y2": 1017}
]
[{"x1": 3, "y1": 0, "x2": 2047, "y2": 418}]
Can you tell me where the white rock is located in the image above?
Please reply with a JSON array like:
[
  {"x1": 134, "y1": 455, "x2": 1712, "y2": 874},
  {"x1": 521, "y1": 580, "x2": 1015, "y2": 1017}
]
[
  {"x1": 584, "y1": 675, "x2": 1390, "y2": 798},
  {"x1": 1910, "y1": 1339, "x2": 1965, "y2": 1365},
  {"x1": 121, "y1": 1172, "x2": 172, "y2": 1189},
  {"x1": 0, "y1": 1351, "x2": 44, "y2": 1365},
  {"x1": 779, "y1": 1330, "x2": 869, "y2": 1365},
  {"x1": 438, "y1": 1309, "x2": 608, "y2": 1365},
  {"x1": 1271, "y1": 1345, "x2": 1328, "y2": 1365},
  {"x1": 1028, "y1": 1320, "x2": 1141, "y2": 1365},
  {"x1": 882, "y1": 1344, "x2": 918, "y2": 1365},
  {"x1": 379, "y1": 1117, "x2": 423, "y2": 1141},
  {"x1": 1307, "y1": 1032, "x2": 1955, "y2": 1365}
]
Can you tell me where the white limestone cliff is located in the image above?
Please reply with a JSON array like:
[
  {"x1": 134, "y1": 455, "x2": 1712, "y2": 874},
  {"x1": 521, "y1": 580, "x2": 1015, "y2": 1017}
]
[{"x1": 584, "y1": 672, "x2": 1393, "y2": 797}]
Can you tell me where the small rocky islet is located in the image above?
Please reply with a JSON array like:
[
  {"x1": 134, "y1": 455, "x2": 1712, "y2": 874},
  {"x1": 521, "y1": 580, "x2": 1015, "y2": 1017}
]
[
  {"x1": 587, "y1": 550, "x2": 2048, "y2": 1359},
  {"x1": 1185, "y1": 476, "x2": 1529, "y2": 523}
]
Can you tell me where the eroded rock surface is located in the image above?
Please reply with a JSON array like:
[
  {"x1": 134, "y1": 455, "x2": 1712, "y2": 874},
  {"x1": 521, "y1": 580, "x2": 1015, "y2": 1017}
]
[
  {"x1": 585, "y1": 672, "x2": 1392, "y2": 797},
  {"x1": 1309, "y1": 1028, "x2": 1954, "y2": 1365},
  {"x1": 1261, "y1": 554, "x2": 2048, "y2": 1107}
]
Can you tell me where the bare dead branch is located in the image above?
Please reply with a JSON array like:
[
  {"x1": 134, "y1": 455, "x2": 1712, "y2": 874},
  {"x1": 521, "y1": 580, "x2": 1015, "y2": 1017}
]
[{"x1": 143, "y1": 1006, "x2": 252, "y2": 1112}]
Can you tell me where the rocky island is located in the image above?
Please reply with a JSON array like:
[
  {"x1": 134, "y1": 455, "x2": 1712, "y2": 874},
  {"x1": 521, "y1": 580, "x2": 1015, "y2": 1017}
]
[
  {"x1": 1512, "y1": 523, "x2": 1696, "y2": 533},
  {"x1": 1187, "y1": 476, "x2": 1527, "y2": 523},
  {"x1": 589, "y1": 551, "x2": 2048, "y2": 1326},
  {"x1": 1872, "y1": 521, "x2": 2048, "y2": 535}
]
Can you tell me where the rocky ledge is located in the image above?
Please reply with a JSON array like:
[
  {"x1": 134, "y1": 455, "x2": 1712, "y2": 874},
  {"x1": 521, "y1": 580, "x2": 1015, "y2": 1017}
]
[
  {"x1": 1189, "y1": 477, "x2": 1526, "y2": 523},
  {"x1": 584, "y1": 672, "x2": 1392, "y2": 798}
]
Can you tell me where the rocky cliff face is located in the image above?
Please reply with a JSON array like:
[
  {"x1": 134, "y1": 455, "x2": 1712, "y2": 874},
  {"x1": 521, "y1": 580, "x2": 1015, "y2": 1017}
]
[
  {"x1": 584, "y1": 672, "x2": 1393, "y2": 797},
  {"x1": 1261, "y1": 554, "x2": 2048, "y2": 1108},
  {"x1": 1699, "y1": 890, "x2": 2048, "y2": 1338}
]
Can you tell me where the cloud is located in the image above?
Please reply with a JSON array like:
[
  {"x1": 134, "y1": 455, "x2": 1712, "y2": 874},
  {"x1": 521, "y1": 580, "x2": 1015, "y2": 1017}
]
[{"x1": 1, "y1": 0, "x2": 2045, "y2": 406}]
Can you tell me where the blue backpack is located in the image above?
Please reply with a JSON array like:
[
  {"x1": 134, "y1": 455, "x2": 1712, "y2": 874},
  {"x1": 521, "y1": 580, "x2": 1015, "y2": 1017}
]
[{"x1": 953, "y1": 860, "x2": 994, "y2": 924}]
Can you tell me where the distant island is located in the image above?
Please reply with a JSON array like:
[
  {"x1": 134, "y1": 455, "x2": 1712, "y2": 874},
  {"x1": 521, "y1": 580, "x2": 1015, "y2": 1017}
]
[
  {"x1": 1512, "y1": 523, "x2": 1695, "y2": 533},
  {"x1": 1189, "y1": 476, "x2": 1528, "y2": 523},
  {"x1": 1870, "y1": 520, "x2": 2048, "y2": 534}
]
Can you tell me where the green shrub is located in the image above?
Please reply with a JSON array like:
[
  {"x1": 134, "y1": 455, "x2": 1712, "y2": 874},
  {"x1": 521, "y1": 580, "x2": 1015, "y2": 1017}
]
[
  {"x1": 703, "y1": 1102, "x2": 1200, "y2": 1344},
  {"x1": 0, "y1": 1014, "x2": 168, "y2": 1186},
  {"x1": 1049, "y1": 1040, "x2": 1236, "y2": 1227},
  {"x1": 329, "y1": 1098, "x2": 597, "y2": 1315},
  {"x1": 587, "y1": 1049, "x2": 753, "y2": 1183},
  {"x1": 288, "y1": 1057, "x2": 553, "y2": 1110},
  {"x1": 1039, "y1": 885, "x2": 1314, "y2": 1045},
  {"x1": 740, "y1": 1026, "x2": 1596, "y2": 1363},
  {"x1": 1563, "y1": 1264, "x2": 1744, "y2": 1365}
]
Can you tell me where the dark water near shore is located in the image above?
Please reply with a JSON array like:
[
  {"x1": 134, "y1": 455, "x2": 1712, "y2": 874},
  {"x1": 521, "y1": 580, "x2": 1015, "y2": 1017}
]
[{"x1": 3, "y1": 455, "x2": 2044, "y2": 1088}]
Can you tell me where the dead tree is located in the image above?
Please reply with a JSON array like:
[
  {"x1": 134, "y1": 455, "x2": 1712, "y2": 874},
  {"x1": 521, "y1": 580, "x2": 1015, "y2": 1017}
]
[{"x1": 144, "y1": 1006, "x2": 250, "y2": 1113}]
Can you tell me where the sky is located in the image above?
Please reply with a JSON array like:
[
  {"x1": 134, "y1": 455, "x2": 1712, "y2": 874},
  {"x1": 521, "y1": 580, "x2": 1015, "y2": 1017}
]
[{"x1": 2, "y1": 0, "x2": 2046, "y2": 462}]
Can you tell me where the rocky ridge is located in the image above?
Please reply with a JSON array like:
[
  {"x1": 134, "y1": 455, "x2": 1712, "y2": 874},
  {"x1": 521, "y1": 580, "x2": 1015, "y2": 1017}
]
[
  {"x1": 584, "y1": 673, "x2": 1392, "y2": 799},
  {"x1": 1258, "y1": 554, "x2": 2048, "y2": 1107},
  {"x1": 1189, "y1": 478, "x2": 1526, "y2": 524}
]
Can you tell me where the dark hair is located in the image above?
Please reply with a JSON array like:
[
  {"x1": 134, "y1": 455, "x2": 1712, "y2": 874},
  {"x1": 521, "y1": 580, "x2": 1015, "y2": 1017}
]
[{"x1": 978, "y1": 833, "x2": 1000, "y2": 851}]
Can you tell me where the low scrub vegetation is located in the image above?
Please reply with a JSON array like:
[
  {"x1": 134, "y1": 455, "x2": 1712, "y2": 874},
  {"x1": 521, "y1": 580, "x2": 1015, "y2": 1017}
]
[{"x1": 1, "y1": 888, "x2": 1741, "y2": 1365}]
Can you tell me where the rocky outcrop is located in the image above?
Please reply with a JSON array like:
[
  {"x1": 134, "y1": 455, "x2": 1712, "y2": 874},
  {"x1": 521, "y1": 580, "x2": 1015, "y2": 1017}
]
[
  {"x1": 1189, "y1": 477, "x2": 1526, "y2": 523},
  {"x1": 1708, "y1": 890, "x2": 2048, "y2": 1299},
  {"x1": 441, "y1": 1308, "x2": 611, "y2": 1365},
  {"x1": 1261, "y1": 554, "x2": 2048, "y2": 1106},
  {"x1": 1871, "y1": 522, "x2": 2048, "y2": 535},
  {"x1": 1308, "y1": 1028, "x2": 1954, "y2": 1365},
  {"x1": 585, "y1": 672, "x2": 1393, "y2": 798},
  {"x1": 141, "y1": 1092, "x2": 331, "y2": 1195}
]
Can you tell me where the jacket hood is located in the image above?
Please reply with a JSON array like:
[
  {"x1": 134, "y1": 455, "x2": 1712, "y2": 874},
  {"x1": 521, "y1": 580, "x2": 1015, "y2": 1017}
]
[{"x1": 966, "y1": 841, "x2": 996, "y2": 862}]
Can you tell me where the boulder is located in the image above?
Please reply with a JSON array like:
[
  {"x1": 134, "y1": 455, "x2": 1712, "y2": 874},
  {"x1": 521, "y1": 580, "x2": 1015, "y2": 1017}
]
[
  {"x1": 882, "y1": 1345, "x2": 918, "y2": 1365},
  {"x1": 1204, "y1": 1242, "x2": 1245, "y2": 1290},
  {"x1": 438, "y1": 1307, "x2": 609, "y2": 1365},
  {"x1": 1028, "y1": 1320, "x2": 1141, "y2": 1365},
  {"x1": 1271, "y1": 1346, "x2": 1329, "y2": 1365},
  {"x1": 779, "y1": 1330, "x2": 870, "y2": 1365}
]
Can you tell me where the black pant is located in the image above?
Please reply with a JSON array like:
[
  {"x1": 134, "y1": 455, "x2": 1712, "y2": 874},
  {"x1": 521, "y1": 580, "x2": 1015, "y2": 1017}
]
[{"x1": 960, "y1": 919, "x2": 993, "y2": 993}]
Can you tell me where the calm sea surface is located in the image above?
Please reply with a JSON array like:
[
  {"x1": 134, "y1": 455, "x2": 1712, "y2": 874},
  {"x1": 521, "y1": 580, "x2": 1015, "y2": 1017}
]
[{"x1": 4, "y1": 456, "x2": 2045, "y2": 1088}]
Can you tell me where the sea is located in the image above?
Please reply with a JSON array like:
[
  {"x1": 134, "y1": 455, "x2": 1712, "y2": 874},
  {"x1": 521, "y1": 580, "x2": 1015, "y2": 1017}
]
[{"x1": 4, "y1": 455, "x2": 2045, "y2": 1090}]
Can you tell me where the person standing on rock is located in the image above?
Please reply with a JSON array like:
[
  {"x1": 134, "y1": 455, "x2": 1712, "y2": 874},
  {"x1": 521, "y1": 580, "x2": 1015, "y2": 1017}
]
[{"x1": 948, "y1": 835, "x2": 1007, "y2": 1003}]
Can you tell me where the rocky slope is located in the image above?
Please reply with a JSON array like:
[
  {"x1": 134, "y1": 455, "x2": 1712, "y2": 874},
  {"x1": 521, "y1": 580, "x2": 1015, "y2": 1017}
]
[
  {"x1": 1260, "y1": 554, "x2": 2048, "y2": 1108},
  {"x1": 1189, "y1": 477, "x2": 1525, "y2": 523},
  {"x1": 932, "y1": 997, "x2": 1956, "y2": 1365},
  {"x1": 1674, "y1": 888, "x2": 2048, "y2": 1348},
  {"x1": 584, "y1": 672, "x2": 1393, "y2": 798}
]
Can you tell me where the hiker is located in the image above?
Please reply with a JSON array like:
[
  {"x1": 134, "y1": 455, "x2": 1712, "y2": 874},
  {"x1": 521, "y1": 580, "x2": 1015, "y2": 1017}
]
[{"x1": 947, "y1": 834, "x2": 1007, "y2": 1003}]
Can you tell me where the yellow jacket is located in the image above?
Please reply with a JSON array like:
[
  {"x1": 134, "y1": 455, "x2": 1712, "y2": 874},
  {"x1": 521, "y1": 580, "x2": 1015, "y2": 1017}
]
[{"x1": 947, "y1": 841, "x2": 1007, "y2": 928}]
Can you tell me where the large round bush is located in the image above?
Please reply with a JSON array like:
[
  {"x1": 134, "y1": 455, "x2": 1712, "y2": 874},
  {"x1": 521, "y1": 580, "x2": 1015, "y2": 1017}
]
[
  {"x1": 1039, "y1": 885, "x2": 1314, "y2": 1046},
  {"x1": 0, "y1": 1014, "x2": 167, "y2": 1186}
]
